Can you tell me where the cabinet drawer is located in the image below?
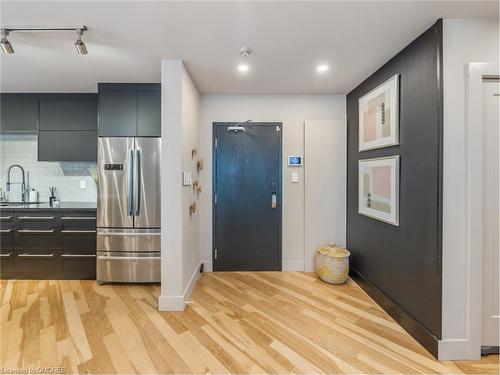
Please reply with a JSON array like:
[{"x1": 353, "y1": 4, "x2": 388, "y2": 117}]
[
  {"x1": 61, "y1": 254, "x2": 96, "y2": 280},
  {"x1": 62, "y1": 231, "x2": 96, "y2": 254},
  {"x1": 0, "y1": 211, "x2": 15, "y2": 223},
  {"x1": 16, "y1": 229, "x2": 60, "y2": 250},
  {"x1": 14, "y1": 250, "x2": 60, "y2": 278},
  {"x1": 0, "y1": 251, "x2": 14, "y2": 276},
  {"x1": 17, "y1": 213, "x2": 59, "y2": 231},
  {"x1": 17, "y1": 212, "x2": 58, "y2": 222},
  {"x1": 61, "y1": 214, "x2": 96, "y2": 231},
  {"x1": 0, "y1": 228, "x2": 15, "y2": 252}
]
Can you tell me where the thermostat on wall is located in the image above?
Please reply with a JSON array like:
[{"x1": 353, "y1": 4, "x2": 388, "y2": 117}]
[{"x1": 288, "y1": 156, "x2": 302, "y2": 166}]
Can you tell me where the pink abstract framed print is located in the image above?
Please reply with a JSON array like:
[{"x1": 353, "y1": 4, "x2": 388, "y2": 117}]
[
  {"x1": 358, "y1": 156, "x2": 400, "y2": 226},
  {"x1": 358, "y1": 74, "x2": 399, "y2": 151}
]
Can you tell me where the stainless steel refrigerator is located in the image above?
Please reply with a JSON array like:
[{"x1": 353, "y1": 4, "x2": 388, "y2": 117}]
[{"x1": 96, "y1": 137, "x2": 161, "y2": 283}]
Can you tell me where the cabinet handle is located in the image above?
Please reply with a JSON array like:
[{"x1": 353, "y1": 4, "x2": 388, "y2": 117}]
[
  {"x1": 62, "y1": 254, "x2": 96, "y2": 258},
  {"x1": 0, "y1": 216, "x2": 13, "y2": 220},
  {"x1": 18, "y1": 229, "x2": 55, "y2": 233},
  {"x1": 61, "y1": 217, "x2": 96, "y2": 220},
  {"x1": 18, "y1": 216, "x2": 55, "y2": 220},
  {"x1": 97, "y1": 256, "x2": 161, "y2": 261},
  {"x1": 61, "y1": 230, "x2": 96, "y2": 234},
  {"x1": 18, "y1": 253, "x2": 54, "y2": 258},
  {"x1": 98, "y1": 232, "x2": 161, "y2": 237},
  {"x1": 0, "y1": 229, "x2": 13, "y2": 233},
  {"x1": 0, "y1": 253, "x2": 12, "y2": 257}
]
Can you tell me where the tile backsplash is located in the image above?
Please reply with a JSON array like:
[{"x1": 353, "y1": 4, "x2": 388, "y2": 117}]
[{"x1": 0, "y1": 134, "x2": 97, "y2": 202}]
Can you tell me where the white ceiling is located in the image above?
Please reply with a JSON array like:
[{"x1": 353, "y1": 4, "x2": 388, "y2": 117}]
[{"x1": 0, "y1": 1, "x2": 497, "y2": 94}]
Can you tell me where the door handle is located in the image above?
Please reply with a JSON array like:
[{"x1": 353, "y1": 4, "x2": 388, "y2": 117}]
[
  {"x1": 271, "y1": 193, "x2": 277, "y2": 209},
  {"x1": 133, "y1": 149, "x2": 141, "y2": 216},
  {"x1": 127, "y1": 149, "x2": 134, "y2": 216}
]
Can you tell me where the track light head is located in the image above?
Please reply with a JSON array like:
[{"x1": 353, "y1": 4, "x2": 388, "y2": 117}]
[
  {"x1": 0, "y1": 29, "x2": 14, "y2": 54},
  {"x1": 74, "y1": 28, "x2": 87, "y2": 55}
]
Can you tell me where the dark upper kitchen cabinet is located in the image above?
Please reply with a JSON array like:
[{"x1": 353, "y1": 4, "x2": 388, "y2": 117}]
[
  {"x1": 0, "y1": 94, "x2": 38, "y2": 133},
  {"x1": 39, "y1": 95, "x2": 97, "y2": 131},
  {"x1": 137, "y1": 90, "x2": 161, "y2": 136},
  {"x1": 37, "y1": 94, "x2": 98, "y2": 162},
  {"x1": 98, "y1": 90, "x2": 137, "y2": 136},
  {"x1": 98, "y1": 83, "x2": 161, "y2": 137},
  {"x1": 38, "y1": 130, "x2": 97, "y2": 161}
]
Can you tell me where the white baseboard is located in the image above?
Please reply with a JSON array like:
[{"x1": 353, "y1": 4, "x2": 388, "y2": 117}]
[
  {"x1": 202, "y1": 260, "x2": 304, "y2": 272},
  {"x1": 202, "y1": 260, "x2": 213, "y2": 272},
  {"x1": 158, "y1": 295, "x2": 185, "y2": 311},
  {"x1": 159, "y1": 262, "x2": 202, "y2": 311},
  {"x1": 184, "y1": 262, "x2": 202, "y2": 303},
  {"x1": 282, "y1": 260, "x2": 304, "y2": 271},
  {"x1": 438, "y1": 338, "x2": 471, "y2": 360}
]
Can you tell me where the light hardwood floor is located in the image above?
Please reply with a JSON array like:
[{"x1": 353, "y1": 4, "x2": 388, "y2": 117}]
[{"x1": 1, "y1": 272, "x2": 498, "y2": 374}]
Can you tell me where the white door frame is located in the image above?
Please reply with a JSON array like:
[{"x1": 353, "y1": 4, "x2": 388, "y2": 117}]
[{"x1": 464, "y1": 62, "x2": 499, "y2": 358}]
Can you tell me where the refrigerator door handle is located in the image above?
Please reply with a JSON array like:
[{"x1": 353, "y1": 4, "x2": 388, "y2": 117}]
[
  {"x1": 127, "y1": 149, "x2": 134, "y2": 216},
  {"x1": 133, "y1": 149, "x2": 141, "y2": 216}
]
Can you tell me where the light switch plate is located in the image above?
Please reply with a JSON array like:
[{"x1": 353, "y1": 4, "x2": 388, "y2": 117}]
[
  {"x1": 291, "y1": 172, "x2": 299, "y2": 183},
  {"x1": 80, "y1": 180, "x2": 87, "y2": 189},
  {"x1": 183, "y1": 171, "x2": 192, "y2": 186}
]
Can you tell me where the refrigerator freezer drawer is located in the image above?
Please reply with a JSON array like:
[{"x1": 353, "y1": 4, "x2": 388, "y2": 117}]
[
  {"x1": 97, "y1": 251, "x2": 160, "y2": 283},
  {"x1": 97, "y1": 228, "x2": 160, "y2": 252}
]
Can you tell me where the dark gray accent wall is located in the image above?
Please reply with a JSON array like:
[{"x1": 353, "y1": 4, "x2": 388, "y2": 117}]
[{"x1": 346, "y1": 20, "x2": 443, "y2": 356}]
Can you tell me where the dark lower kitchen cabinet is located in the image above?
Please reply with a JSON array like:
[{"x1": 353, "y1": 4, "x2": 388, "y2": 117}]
[
  {"x1": 0, "y1": 211, "x2": 15, "y2": 277},
  {"x1": 0, "y1": 94, "x2": 38, "y2": 133},
  {"x1": 0, "y1": 209, "x2": 96, "y2": 280},
  {"x1": 98, "y1": 83, "x2": 161, "y2": 137},
  {"x1": 38, "y1": 130, "x2": 97, "y2": 162}
]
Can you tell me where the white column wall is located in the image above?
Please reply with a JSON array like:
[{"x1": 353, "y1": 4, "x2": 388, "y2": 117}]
[{"x1": 159, "y1": 60, "x2": 201, "y2": 311}]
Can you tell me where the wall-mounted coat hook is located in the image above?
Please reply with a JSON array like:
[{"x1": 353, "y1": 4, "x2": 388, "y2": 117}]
[
  {"x1": 197, "y1": 159, "x2": 204, "y2": 173},
  {"x1": 189, "y1": 202, "x2": 197, "y2": 216}
]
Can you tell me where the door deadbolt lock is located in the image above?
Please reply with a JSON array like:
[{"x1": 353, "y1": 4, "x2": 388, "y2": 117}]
[{"x1": 271, "y1": 193, "x2": 277, "y2": 209}]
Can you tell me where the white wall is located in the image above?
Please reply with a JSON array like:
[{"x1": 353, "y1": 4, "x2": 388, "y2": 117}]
[
  {"x1": 440, "y1": 18, "x2": 499, "y2": 359},
  {"x1": 159, "y1": 60, "x2": 201, "y2": 311},
  {"x1": 198, "y1": 95, "x2": 346, "y2": 271},
  {"x1": 181, "y1": 66, "x2": 201, "y2": 290},
  {"x1": 304, "y1": 120, "x2": 346, "y2": 272}
]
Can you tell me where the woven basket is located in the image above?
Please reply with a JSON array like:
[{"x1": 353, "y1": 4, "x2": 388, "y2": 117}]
[{"x1": 315, "y1": 245, "x2": 350, "y2": 284}]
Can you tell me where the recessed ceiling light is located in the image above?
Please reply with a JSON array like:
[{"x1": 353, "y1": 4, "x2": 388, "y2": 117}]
[
  {"x1": 238, "y1": 64, "x2": 249, "y2": 73},
  {"x1": 316, "y1": 64, "x2": 329, "y2": 73}
]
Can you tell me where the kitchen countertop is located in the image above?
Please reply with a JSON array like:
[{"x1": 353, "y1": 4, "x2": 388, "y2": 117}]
[{"x1": 0, "y1": 202, "x2": 96, "y2": 211}]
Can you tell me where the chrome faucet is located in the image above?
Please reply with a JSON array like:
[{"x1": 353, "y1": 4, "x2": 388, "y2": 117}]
[{"x1": 6, "y1": 164, "x2": 27, "y2": 202}]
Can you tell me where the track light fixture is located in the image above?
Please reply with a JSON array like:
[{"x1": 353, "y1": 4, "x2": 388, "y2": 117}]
[
  {"x1": 0, "y1": 26, "x2": 88, "y2": 55},
  {"x1": 0, "y1": 29, "x2": 14, "y2": 54},
  {"x1": 74, "y1": 28, "x2": 88, "y2": 55}
]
